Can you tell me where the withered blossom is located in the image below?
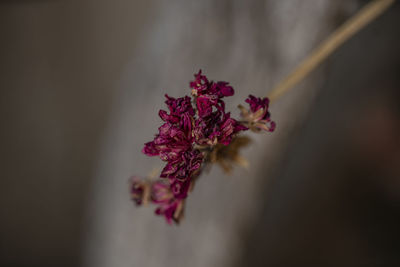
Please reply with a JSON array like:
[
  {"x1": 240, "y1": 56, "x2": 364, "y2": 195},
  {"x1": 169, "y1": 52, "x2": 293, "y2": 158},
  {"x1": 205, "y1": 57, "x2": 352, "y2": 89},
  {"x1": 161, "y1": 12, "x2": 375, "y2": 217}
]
[
  {"x1": 239, "y1": 95, "x2": 276, "y2": 132},
  {"x1": 132, "y1": 71, "x2": 275, "y2": 224}
]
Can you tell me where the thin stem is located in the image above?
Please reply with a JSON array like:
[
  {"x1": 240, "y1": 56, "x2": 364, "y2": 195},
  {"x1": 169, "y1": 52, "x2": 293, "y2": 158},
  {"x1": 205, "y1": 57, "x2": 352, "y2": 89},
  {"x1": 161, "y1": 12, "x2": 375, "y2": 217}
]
[{"x1": 267, "y1": 0, "x2": 395, "y2": 102}]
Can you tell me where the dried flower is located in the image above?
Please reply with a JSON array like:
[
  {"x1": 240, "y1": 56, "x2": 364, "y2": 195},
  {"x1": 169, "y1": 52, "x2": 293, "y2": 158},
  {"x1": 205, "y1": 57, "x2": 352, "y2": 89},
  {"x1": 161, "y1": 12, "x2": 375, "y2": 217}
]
[
  {"x1": 132, "y1": 71, "x2": 275, "y2": 224},
  {"x1": 239, "y1": 95, "x2": 276, "y2": 132}
]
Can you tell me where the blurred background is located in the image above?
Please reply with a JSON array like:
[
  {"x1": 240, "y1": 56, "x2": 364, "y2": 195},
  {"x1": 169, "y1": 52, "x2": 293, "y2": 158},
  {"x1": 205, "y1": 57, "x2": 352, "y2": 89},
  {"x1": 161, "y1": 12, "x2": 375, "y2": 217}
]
[{"x1": 0, "y1": 0, "x2": 399, "y2": 266}]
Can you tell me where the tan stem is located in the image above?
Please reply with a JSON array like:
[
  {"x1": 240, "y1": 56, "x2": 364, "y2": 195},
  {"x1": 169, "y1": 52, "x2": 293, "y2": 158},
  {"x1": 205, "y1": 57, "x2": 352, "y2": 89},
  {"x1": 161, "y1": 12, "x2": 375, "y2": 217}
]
[{"x1": 267, "y1": 0, "x2": 395, "y2": 102}]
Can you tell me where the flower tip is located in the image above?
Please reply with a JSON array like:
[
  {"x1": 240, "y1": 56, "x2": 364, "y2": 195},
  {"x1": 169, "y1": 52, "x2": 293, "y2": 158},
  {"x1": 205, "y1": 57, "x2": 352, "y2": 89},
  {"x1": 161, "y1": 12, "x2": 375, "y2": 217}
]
[{"x1": 269, "y1": 121, "x2": 276, "y2": 132}]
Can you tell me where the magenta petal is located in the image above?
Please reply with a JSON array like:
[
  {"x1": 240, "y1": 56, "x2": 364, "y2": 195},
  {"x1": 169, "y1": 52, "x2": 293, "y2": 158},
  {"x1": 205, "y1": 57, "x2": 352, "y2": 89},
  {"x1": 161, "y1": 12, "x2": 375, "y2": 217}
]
[
  {"x1": 154, "y1": 200, "x2": 179, "y2": 224},
  {"x1": 161, "y1": 163, "x2": 178, "y2": 177},
  {"x1": 196, "y1": 96, "x2": 213, "y2": 117},
  {"x1": 171, "y1": 180, "x2": 191, "y2": 199},
  {"x1": 269, "y1": 121, "x2": 276, "y2": 132},
  {"x1": 159, "y1": 110, "x2": 168, "y2": 121},
  {"x1": 151, "y1": 181, "x2": 172, "y2": 204},
  {"x1": 142, "y1": 141, "x2": 159, "y2": 156},
  {"x1": 217, "y1": 81, "x2": 234, "y2": 96}
]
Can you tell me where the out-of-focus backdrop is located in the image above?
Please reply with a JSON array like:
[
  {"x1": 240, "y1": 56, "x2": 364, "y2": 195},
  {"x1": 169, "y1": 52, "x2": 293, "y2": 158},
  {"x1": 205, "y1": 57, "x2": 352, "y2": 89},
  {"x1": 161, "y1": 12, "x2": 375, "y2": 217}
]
[{"x1": 1, "y1": 0, "x2": 399, "y2": 266}]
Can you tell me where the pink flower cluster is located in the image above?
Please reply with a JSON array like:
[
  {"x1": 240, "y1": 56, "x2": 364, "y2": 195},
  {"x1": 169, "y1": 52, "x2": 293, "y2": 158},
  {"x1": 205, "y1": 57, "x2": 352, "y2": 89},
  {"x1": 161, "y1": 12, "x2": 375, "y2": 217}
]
[{"x1": 131, "y1": 70, "x2": 275, "y2": 224}]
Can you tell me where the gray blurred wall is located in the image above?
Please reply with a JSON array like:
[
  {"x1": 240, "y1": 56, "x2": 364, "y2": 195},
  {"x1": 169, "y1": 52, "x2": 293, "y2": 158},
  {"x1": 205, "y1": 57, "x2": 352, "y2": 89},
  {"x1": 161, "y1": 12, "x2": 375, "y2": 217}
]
[{"x1": 0, "y1": 1, "x2": 154, "y2": 266}]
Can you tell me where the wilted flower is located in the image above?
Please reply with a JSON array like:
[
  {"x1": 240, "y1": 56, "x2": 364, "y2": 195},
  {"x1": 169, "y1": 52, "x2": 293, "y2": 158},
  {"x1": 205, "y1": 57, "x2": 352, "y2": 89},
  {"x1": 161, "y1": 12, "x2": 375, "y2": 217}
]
[
  {"x1": 239, "y1": 95, "x2": 276, "y2": 132},
  {"x1": 132, "y1": 71, "x2": 275, "y2": 225}
]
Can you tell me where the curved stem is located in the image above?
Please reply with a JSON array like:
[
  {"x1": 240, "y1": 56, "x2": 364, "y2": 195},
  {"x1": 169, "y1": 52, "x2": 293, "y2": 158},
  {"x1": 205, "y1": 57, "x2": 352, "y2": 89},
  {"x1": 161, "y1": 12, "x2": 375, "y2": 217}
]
[{"x1": 267, "y1": 0, "x2": 395, "y2": 102}]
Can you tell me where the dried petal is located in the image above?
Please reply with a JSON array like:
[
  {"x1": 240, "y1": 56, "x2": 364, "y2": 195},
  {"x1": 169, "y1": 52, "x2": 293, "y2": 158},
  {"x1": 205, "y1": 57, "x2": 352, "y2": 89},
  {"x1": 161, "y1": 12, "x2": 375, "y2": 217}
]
[
  {"x1": 155, "y1": 199, "x2": 184, "y2": 224},
  {"x1": 151, "y1": 181, "x2": 173, "y2": 204}
]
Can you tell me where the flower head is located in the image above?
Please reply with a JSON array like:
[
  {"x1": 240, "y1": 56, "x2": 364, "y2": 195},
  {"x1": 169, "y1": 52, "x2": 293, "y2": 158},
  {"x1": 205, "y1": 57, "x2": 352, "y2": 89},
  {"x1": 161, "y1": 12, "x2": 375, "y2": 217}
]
[
  {"x1": 239, "y1": 95, "x2": 276, "y2": 132},
  {"x1": 133, "y1": 71, "x2": 275, "y2": 225}
]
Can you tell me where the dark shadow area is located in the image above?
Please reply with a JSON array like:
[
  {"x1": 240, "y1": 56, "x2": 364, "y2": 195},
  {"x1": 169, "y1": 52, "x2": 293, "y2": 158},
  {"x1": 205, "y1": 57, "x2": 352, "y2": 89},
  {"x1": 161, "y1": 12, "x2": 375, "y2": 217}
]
[
  {"x1": 237, "y1": 2, "x2": 400, "y2": 266},
  {"x1": 0, "y1": 1, "x2": 153, "y2": 266}
]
